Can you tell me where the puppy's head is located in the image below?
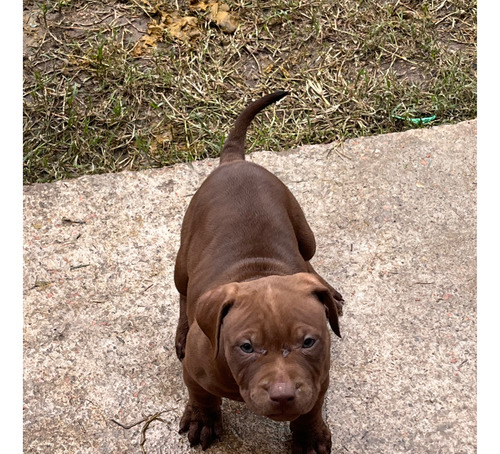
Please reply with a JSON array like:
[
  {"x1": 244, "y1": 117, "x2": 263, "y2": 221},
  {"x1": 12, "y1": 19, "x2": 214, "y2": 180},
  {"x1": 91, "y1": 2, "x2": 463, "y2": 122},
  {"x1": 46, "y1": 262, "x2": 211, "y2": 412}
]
[{"x1": 195, "y1": 273, "x2": 341, "y2": 421}]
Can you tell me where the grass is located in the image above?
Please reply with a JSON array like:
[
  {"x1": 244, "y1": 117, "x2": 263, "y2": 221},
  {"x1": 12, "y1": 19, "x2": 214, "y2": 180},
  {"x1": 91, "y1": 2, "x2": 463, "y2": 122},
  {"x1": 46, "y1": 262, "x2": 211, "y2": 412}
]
[{"x1": 23, "y1": 0, "x2": 476, "y2": 184}]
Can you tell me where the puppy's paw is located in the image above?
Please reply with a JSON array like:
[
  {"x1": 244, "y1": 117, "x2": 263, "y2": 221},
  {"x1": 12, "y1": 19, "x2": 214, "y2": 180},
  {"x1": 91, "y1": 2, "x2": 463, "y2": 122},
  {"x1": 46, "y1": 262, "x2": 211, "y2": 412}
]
[
  {"x1": 291, "y1": 419, "x2": 332, "y2": 454},
  {"x1": 179, "y1": 403, "x2": 223, "y2": 450}
]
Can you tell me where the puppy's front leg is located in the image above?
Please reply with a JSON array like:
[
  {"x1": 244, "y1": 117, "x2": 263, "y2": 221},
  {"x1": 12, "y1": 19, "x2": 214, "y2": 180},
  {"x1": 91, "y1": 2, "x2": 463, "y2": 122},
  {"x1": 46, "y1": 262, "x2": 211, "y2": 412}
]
[
  {"x1": 179, "y1": 365, "x2": 223, "y2": 450},
  {"x1": 290, "y1": 391, "x2": 332, "y2": 454}
]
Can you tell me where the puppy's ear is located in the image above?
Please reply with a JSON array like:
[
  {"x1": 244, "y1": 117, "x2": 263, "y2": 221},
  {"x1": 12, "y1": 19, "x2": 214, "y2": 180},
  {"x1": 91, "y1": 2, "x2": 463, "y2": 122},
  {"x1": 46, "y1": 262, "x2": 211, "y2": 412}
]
[
  {"x1": 195, "y1": 284, "x2": 239, "y2": 359},
  {"x1": 314, "y1": 287, "x2": 342, "y2": 338},
  {"x1": 298, "y1": 273, "x2": 342, "y2": 338}
]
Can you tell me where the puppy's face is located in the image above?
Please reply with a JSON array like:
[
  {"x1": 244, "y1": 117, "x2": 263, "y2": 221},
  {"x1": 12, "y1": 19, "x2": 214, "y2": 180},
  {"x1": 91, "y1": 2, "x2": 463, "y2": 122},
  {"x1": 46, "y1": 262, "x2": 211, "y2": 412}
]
[
  {"x1": 195, "y1": 274, "x2": 340, "y2": 421},
  {"x1": 222, "y1": 286, "x2": 330, "y2": 420}
]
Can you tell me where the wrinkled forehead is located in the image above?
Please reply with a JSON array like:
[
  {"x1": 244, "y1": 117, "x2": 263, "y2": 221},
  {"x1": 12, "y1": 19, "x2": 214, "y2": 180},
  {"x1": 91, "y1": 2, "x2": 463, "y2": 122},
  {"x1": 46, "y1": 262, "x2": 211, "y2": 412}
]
[{"x1": 223, "y1": 279, "x2": 327, "y2": 341}]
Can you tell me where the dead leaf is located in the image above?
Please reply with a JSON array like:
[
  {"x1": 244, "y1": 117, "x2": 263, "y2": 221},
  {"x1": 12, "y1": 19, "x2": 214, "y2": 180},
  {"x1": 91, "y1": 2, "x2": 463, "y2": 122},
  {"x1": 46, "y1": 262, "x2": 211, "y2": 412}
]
[
  {"x1": 208, "y1": 3, "x2": 238, "y2": 33},
  {"x1": 264, "y1": 63, "x2": 274, "y2": 74},
  {"x1": 133, "y1": 10, "x2": 202, "y2": 56},
  {"x1": 164, "y1": 12, "x2": 201, "y2": 41},
  {"x1": 151, "y1": 128, "x2": 173, "y2": 153},
  {"x1": 191, "y1": 1, "x2": 238, "y2": 33},
  {"x1": 214, "y1": 11, "x2": 238, "y2": 33},
  {"x1": 280, "y1": 65, "x2": 290, "y2": 78},
  {"x1": 134, "y1": 1, "x2": 237, "y2": 57},
  {"x1": 138, "y1": 0, "x2": 153, "y2": 10},
  {"x1": 133, "y1": 19, "x2": 165, "y2": 56},
  {"x1": 190, "y1": 0, "x2": 211, "y2": 11}
]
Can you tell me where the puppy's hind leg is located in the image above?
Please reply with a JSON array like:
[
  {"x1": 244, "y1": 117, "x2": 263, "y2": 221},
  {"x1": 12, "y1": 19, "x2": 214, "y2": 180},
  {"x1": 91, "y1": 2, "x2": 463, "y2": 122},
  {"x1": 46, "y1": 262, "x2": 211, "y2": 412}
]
[{"x1": 175, "y1": 293, "x2": 189, "y2": 361}]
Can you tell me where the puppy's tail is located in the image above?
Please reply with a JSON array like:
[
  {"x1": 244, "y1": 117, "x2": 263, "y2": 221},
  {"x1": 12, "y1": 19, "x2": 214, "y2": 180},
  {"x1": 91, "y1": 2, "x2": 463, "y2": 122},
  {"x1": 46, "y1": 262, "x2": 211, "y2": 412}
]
[{"x1": 220, "y1": 91, "x2": 289, "y2": 164}]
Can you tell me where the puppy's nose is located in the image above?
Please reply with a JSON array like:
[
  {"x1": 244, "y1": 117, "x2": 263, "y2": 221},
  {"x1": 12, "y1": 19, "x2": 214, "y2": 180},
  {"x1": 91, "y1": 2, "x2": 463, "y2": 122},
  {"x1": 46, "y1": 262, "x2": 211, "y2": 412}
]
[{"x1": 268, "y1": 382, "x2": 296, "y2": 404}]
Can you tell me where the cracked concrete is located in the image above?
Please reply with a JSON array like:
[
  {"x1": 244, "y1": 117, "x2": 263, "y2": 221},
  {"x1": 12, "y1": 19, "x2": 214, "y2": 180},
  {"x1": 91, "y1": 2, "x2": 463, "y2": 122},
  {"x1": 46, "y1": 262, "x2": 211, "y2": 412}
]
[{"x1": 23, "y1": 120, "x2": 476, "y2": 453}]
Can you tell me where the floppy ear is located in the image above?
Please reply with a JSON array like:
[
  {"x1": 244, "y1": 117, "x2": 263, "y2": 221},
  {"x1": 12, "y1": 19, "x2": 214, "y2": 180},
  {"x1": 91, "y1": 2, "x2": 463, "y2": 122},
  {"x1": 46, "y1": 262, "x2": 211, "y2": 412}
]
[
  {"x1": 297, "y1": 273, "x2": 342, "y2": 338},
  {"x1": 195, "y1": 283, "x2": 239, "y2": 359},
  {"x1": 314, "y1": 287, "x2": 342, "y2": 338}
]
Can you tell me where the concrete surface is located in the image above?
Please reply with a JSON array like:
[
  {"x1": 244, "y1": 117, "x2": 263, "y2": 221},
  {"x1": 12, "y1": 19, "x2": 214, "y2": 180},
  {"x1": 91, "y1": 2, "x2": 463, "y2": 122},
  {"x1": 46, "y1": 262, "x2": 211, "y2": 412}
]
[{"x1": 23, "y1": 120, "x2": 477, "y2": 453}]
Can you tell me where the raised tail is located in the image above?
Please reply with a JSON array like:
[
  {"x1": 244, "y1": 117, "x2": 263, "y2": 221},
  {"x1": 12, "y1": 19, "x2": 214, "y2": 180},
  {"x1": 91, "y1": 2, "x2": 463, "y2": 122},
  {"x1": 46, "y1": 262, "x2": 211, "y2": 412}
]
[{"x1": 219, "y1": 91, "x2": 289, "y2": 164}]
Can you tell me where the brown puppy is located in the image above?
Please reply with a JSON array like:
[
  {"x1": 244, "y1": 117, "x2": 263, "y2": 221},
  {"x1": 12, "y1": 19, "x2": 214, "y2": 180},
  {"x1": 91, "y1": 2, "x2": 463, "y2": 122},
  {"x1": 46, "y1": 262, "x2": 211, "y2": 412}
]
[{"x1": 174, "y1": 91, "x2": 344, "y2": 453}]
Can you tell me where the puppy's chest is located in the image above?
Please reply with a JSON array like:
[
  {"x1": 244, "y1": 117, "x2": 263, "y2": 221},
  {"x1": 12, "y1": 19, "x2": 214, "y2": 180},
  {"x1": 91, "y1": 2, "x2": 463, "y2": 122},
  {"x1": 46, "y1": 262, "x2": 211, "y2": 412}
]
[{"x1": 194, "y1": 365, "x2": 243, "y2": 401}]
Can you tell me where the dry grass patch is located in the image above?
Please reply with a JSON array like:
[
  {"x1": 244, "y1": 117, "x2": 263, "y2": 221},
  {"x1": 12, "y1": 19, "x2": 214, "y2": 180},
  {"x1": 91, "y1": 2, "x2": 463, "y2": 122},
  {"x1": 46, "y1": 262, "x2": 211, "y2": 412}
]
[{"x1": 23, "y1": 0, "x2": 476, "y2": 184}]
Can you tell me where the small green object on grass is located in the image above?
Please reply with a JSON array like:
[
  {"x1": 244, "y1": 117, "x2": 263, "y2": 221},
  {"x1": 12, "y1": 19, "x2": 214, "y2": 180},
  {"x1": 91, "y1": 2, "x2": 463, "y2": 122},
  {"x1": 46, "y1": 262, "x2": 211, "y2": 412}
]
[{"x1": 392, "y1": 114, "x2": 436, "y2": 125}]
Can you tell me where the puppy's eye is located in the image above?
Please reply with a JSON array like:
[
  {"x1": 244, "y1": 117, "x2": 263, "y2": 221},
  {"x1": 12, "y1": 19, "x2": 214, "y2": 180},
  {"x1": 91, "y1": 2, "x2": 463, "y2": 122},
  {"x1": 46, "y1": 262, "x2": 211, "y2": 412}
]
[
  {"x1": 240, "y1": 342, "x2": 254, "y2": 353},
  {"x1": 302, "y1": 337, "x2": 316, "y2": 348}
]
